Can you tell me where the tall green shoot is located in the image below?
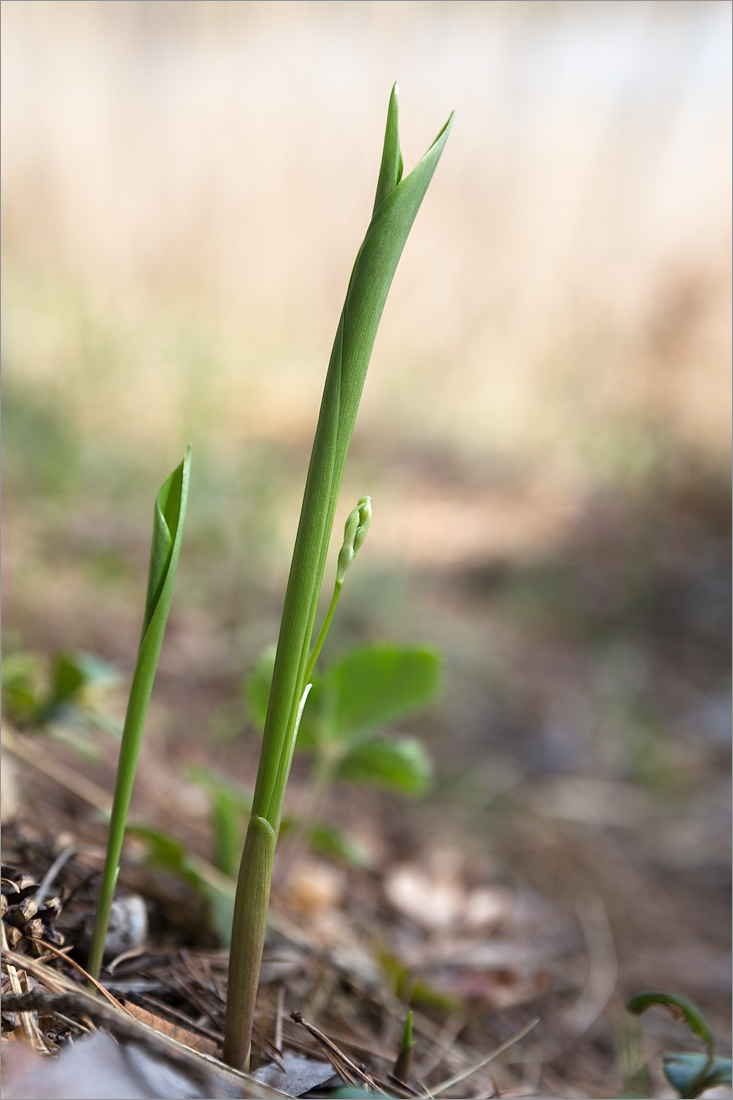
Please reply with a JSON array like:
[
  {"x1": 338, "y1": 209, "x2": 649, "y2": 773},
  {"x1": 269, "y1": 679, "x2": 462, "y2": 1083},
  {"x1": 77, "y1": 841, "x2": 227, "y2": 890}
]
[
  {"x1": 87, "y1": 447, "x2": 191, "y2": 980},
  {"x1": 222, "y1": 85, "x2": 453, "y2": 1069}
]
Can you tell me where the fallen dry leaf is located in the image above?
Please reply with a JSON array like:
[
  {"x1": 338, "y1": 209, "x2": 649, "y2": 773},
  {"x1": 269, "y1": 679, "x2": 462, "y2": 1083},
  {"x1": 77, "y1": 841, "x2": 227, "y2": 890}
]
[{"x1": 121, "y1": 1000, "x2": 220, "y2": 1058}]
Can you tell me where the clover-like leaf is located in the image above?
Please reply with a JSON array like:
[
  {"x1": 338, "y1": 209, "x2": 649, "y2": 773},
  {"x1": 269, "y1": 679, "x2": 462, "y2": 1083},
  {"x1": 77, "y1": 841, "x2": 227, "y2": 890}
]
[
  {"x1": 326, "y1": 644, "x2": 441, "y2": 740},
  {"x1": 337, "y1": 735, "x2": 433, "y2": 794}
]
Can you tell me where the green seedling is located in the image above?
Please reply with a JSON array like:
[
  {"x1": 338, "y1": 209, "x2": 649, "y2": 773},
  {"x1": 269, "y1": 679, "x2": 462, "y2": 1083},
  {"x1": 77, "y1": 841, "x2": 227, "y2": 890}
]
[
  {"x1": 393, "y1": 1009, "x2": 417, "y2": 1082},
  {"x1": 627, "y1": 990, "x2": 732, "y2": 1098},
  {"x1": 222, "y1": 86, "x2": 452, "y2": 1069},
  {"x1": 87, "y1": 447, "x2": 191, "y2": 980},
  {"x1": 187, "y1": 766, "x2": 254, "y2": 880},
  {"x1": 1, "y1": 649, "x2": 121, "y2": 756}
]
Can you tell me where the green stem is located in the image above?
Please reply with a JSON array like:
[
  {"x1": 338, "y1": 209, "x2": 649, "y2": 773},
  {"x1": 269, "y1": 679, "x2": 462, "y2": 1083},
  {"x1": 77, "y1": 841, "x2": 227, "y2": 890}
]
[
  {"x1": 221, "y1": 815, "x2": 276, "y2": 1071},
  {"x1": 304, "y1": 582, "x2": 342, "y2": 684}
]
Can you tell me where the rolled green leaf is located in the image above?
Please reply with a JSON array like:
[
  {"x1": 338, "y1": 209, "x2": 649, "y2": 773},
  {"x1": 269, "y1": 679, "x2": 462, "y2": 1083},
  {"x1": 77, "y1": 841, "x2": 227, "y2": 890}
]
[{"x1": 87, "y1": 446, "x2": 191, "y2": 980}]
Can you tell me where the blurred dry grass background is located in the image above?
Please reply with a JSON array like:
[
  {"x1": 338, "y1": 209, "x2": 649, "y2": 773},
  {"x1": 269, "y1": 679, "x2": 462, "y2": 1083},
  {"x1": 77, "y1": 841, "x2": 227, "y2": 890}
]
[
  {"x1": 2, "y1": 5, "x2": 731, "y2": 1091},
  {"x1": 3, "y1": 1, "x2": 730, "y2": 501}
]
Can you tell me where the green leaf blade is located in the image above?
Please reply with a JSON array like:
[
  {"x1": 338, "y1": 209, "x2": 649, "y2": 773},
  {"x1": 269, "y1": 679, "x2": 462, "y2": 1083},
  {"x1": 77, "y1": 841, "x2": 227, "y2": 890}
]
[
  {"x1": 329, "y1": 643, "x2": 441, "y2": 738},
  {"x1": 338, "y1": 736, "x2": 433, "y2": 795},
  {"x1": 252, "y1": 92, "x2": 452, "y2": 832},
  {"x1": 141, "y1": 454, "x2": 187, "y2": 639},
  {"x1": 373, "y1": 82, "x2": 403, "y2": 215}
]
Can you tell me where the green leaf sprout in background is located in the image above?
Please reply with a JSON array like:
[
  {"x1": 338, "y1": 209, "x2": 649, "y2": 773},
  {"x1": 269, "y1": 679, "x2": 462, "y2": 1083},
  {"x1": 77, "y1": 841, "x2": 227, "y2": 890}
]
[
  {"x1": 222, "y1": 84, "x2": 452, "y2": 1070},
  {"x1": 627, "y1": 990, "x2": 732, "y2": 1099},
  {"x1": 87, "y1": 446, "x2": 191, "y2": 981}
]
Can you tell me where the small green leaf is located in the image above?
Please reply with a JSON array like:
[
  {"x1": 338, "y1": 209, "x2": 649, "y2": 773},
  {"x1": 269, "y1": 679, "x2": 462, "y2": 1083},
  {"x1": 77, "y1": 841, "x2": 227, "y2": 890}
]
[
  {"x1": 187, "y1": 765, "x2": 252, "y2": 812},
  {"x1": 128, "y1": 822, "x2": 236, "y2": 945},
  {"x1": 128, "y1": 823, "x2": 202, "y2": 892},
  {"x1": 327, "y1": 644, "x2": 441, "y2": 739},
  {"x1": 306, "y1": 821, "x2": 372, "y2": 867},
  {"x1": 338, "y1": 736, "x2": 432, "y2": 794},
  {"x1": 664, "y1": 1054, "x2": 732, "y2": 1098},
  {"x1": 393, "y1": 1009, "x2": 416, "y2": 1081},
  {"x1": 1, "y1": 653, "x2": 41, "y2": 723},
  {"x1": 47, "y1": 652, "x2": 86, "y2": 710},
  {"x1": 186, "y1": 767, "x2": 252, "y2": 878}
]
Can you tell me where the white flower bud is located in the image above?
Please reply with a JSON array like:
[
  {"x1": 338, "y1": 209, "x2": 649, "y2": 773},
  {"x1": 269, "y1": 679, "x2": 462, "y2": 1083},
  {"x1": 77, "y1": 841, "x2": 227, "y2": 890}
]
[{"x1": 336, "y1": 496, "x2": 372, "y2": 584}]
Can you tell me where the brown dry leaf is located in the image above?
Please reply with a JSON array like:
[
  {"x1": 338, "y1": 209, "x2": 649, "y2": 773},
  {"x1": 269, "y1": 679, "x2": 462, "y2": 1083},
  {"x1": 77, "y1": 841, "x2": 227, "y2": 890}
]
[{"x1": 121, "y1": 1000, "x2": 220, "y2": 1058}]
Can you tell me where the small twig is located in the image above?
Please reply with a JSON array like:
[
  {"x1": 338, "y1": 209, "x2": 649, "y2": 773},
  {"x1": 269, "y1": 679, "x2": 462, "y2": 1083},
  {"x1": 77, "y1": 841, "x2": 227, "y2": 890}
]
[
  {"x1": 30, "y1": 937, "x2": 133, "y2": 1016},
  {"x1": 156, "y1": 968, "x2": 220, "y2": 1032},
  {"x1": 1, "y1": 945, "x2": 69, "y2": 995},
  {"x1": 387, "y1": 1072, "x2": 426, "y2": 1098},
  {"x1": 274, "y1": 985, "x2": 286, "y2": 1055},
  {"x1": 430, "y1": 1019, "x2": 540, "y2": 1098},
  {"x1": 33, "y1": 944, "x2": 74, "y2": 966},
  {"x1": 33, "y1": 845, "x2": 78, "y2": 909},
  {"x1": 53, "y1": 1010, "x2": 93, "y2": 1035},
  {"x1": 3, "y1": 990, "x2": 119, "y2": 1024},
  {"x1": 290, "y1": 1009, "x2": 380, "y2": 1091},
  {"x1": 415, "y1": 1011, "x2": 466, "y2": 1079}
]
